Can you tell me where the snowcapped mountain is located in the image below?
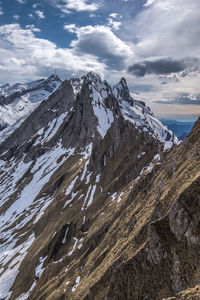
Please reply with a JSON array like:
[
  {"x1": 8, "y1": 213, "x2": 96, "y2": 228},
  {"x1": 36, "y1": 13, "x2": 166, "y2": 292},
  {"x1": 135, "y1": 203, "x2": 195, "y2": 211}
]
[
  {"x1": 0, "y1": 74, "x2": 61, "y2": 142},
  {"x1": 113, "y1": 77, "x2": 178, "y2": 149},
  {"x1": 2, "y1": 72, "x2": 196, "y2": 300},
  {"x1": 0, "y1": 72, "x2": 176, "y2": 149},
  {"x1": 69, "y1": 72, "x2": 178, "y2": 149}
]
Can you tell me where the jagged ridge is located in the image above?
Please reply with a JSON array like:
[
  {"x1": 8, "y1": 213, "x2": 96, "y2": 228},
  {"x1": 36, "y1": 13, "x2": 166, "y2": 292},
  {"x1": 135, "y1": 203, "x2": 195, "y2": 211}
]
[{"x1": 0, "y1": 72, "x2": 189, "y2": 300}]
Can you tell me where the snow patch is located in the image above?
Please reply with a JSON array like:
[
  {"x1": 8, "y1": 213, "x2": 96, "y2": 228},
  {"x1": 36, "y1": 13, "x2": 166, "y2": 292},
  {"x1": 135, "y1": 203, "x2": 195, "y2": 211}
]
[
  {"x1": 0, "y1": 234, "x2": 35, "y2": 300},
  {"x1": 62, "y1": 227, "x2": 69, "y2": 244},
  {"x1": 72, "y1": 276, "x2": 80, "y2": 292},
  {"x1": 87, "y1": 185, "x2": 96, "y2": 207},
  {"x1": 68, "y1": 238, "x2": 79, "y2": 256}
]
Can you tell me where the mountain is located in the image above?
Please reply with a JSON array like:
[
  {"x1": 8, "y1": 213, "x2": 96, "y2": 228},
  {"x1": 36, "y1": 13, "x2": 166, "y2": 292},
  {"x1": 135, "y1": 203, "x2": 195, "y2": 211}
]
[
  {"x1": 160, "y1": 119, "x2": 194, "y2": 140},
  {"x1": 0, "y1": 74, "x2": 62, "y2": 142},
  {"x1": 113, "y1": 78, "x2": 178, "y2": 149},
  {"x1": 2, "y1": 72, "x2": 200, "y2": 300}
]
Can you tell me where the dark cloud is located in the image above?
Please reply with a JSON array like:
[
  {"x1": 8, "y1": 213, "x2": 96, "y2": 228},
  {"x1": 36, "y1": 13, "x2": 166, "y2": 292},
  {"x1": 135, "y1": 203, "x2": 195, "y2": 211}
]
[
  {"x1": 128, "y1": 58, "x2": 185, "y2": 77},
  {"x1": 155, "y1": 94, "x2": 200, "y2": 105},
  {"x1": 71, "y1": 26, "x2": 132, "y2": 70}
]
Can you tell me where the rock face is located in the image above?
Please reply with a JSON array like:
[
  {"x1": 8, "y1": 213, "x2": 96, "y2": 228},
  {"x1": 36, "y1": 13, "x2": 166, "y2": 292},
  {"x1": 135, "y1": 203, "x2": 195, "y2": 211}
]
[
  {"x1": 113, "y1": 77, "x2": 178, "y2": 149},
  {"x1": 0, "y1": 74, "x2": 62, "y2": 143},
  {"x1": 1, "y1": 72, "x2": 200, "y2": 300}
]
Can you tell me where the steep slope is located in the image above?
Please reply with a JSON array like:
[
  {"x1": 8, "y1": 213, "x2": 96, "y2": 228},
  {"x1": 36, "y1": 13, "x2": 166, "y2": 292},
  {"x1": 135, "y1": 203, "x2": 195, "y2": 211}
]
[
  {"x1": 9, "y1": 113, "x2": 199, "y2": 300},
  {"x1": 69, "y1": 72, "x2": 177, "y2": 150},
  {"x1": 0, "y1": 74, "x2": 62, "y2": 142},
  {"x1": 114, "y1": 78, "x2": 178, "y2": 149},
  {"x1": 1, "y1": 72, "x2": 194, "y2": 300},
  {"x1": 0, "y1": 73, "x2": 161, "y2": 300}
]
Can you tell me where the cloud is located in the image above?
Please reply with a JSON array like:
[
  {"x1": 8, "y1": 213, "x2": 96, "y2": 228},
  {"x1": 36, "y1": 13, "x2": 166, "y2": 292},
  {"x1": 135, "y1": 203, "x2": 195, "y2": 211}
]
[
  {"x1": 107, "y1": 14, "x2": 122, "y2": 31},
  {"x1": 25, "y1": 25, "x2": 41, "y2": 32},
  {"x1": 13, "y1": 15, "x2": 20, "y2": 20},
  {"x1": 55, "y1": 0, "x2": 100, "y2": 13},
  {"x1": 0, "y1": 23, "x2": 106, "y2": 83},
  {"x1": 70, "y1": 25, "x2": 133, "y2": 69},
  {"x1": 128, "y1": 0, "x2": 200, "y2": 59},
  {"x1": 107, "y1": 19, "x2": 121, "y2": 30},
  {"x1": 155, "y1": 94, "x2": 200, "y2": 105},
  {"x1": 16, "y1": 0, "x2": 26, "y2": 4},
  {"x1": 35, "y1": 10, "x2": 45, "y2": 19},
  {"x1": 33, "y1": 3, "x2": 40, "y2": 9},
  {"x1": 144, "y1": 0, "x2": 157, "y2": 6},
  {"x1": 64, "y1": 24, "x2": 77, "y2": 33},
  {"x1": 0, "y1": 21, "x2": 135, "y2": 83},
  {"x1": 128, "y1": 58, "x2": 185, "y2": 77},
  {"x1": 109, "y1": 13, "x2": 118, "y2": 18}
]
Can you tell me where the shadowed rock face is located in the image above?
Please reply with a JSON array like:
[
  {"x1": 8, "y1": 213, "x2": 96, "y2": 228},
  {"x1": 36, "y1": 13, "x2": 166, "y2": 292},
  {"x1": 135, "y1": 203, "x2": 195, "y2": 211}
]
[{"x1": 1, "y1": 73, "x2": 200, "y2": 300}]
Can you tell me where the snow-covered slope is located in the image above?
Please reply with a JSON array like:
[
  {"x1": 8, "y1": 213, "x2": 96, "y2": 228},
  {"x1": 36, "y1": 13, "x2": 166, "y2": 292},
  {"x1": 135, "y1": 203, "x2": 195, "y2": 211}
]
[
  {"x1": 0, "y1": 72, "x2": 177, "y2": 149},
  {"x1": 69, "y1": 72, "x2": 178, "y2": 149},
  {"x1": 0, "y1": 71, "x2": 188, "y2": 300},
  {"x1": 0, "y1": 74, "x2": 62, "y2": 142},
  {"x1": 0, "y1": 72, "x2": 162, "y2": 299},
  {"x1": 85, "y1": 72, "x2": 115, "y2": 138},
  {"x1": 113, "y1": 77, "x2": 178, "y2": 149}
]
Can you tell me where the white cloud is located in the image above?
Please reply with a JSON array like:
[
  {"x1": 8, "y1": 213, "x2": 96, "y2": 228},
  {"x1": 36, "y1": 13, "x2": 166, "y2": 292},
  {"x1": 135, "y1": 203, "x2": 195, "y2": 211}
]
[
  {"x1": 107, "y1": 18, "x2": 122, "y2": 31},
  {"x1": 28, "y1": 13, "x2": 34, "y2": 18},
  {"x1": 64, "y1": 24, "x2": 77, "y2": 33},
  {"x1": 33, "y1": 3, "x2": 40, "y2": 9},
  {"x1": 56, "y1": 0, "x2": 100, "y2": 13},
  {"x1": 35, "y1": 10, "x2": 45, "y2": 19},
  {"x1": 13, "y1": 15, "x2": 20, "y2": 20},
  {"x1": 129, "y1": 0, "x2": 200, "y2": 59},
  {"x1": 144, "y1": 0, "x2": 156, "y2": 6},
  {"x1": 0, "y1": 23, "x2": 106, "y2": 83},
  {"x1": 89, "y1": 13, "x2": 96, "y2": 18},
  {"x1": 25, "y1": 25, "x2": 41, "y2": 32},
  {"x1": 107, "y1": 13, "x2": 122, "y2": 31},
  {"x1": 16, "y1": 0, "x2": 26, "y2": 4},
  {"x1": 109, "y1": 13, "x2": 118, "y2": 18}
]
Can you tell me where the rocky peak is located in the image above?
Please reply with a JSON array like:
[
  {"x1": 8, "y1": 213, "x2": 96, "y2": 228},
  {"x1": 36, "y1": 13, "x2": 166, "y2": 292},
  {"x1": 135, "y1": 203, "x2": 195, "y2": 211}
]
[
  {"x1": 113, "y1": 77, "x2": 134, "y2": 105},
  {"x1": 84, "y1": 71, "x2": 102, "y2": 83},
  {"x1": 32, "y1": 74, "x2": 62, "y2": 93},
  {"x1": 113, "y1": 78, "x2": 178, "y2": 149},
  {"x1": 46, "y1": 74, "x2": 61, "y2": 82}
]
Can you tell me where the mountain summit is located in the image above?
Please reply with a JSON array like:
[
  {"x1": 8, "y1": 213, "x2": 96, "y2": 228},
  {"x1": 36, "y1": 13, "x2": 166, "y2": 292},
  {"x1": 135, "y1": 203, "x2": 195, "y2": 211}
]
[
  {"x1": 0, "y1": 74, "x2": 62, "y2": 142},
  {"x1": 2, "y1": 73, "x2": 199, "y2": 300}
]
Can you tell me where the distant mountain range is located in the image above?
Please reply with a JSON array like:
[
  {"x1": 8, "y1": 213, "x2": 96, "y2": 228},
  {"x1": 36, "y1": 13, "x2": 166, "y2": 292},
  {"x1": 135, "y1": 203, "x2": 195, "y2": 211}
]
[{"x1": 160, "y1": 119, "x2": 194, "y2": 140}]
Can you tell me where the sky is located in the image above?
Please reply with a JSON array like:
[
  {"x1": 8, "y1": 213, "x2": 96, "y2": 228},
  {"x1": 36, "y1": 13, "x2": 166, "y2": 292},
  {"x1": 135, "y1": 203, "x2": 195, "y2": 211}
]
[{"x1": 0, "y1": 0, "x2": 200, "y2": 120}]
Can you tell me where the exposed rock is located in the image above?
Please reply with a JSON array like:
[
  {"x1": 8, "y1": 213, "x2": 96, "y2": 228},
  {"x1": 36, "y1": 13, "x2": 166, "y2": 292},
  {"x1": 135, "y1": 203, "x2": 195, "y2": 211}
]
[{"x1": 1, "y1": 73, "x2": 200, "y2": 300}]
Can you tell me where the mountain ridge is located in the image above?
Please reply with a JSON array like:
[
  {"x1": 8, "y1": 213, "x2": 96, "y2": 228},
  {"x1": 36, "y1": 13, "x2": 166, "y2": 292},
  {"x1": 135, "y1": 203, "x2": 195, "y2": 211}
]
[
  {"x1": 2, "y1": 72, "x2": 200, "y2": 300},
  {"x1": 0, "y1": 74, "x2": 62, "y2": 143}
]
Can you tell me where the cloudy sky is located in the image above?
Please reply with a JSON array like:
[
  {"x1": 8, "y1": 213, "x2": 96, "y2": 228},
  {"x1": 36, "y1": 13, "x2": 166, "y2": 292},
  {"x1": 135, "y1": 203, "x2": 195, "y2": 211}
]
[{"x1": 1, "y1": 0, "x2": 200, "y2": 120}]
